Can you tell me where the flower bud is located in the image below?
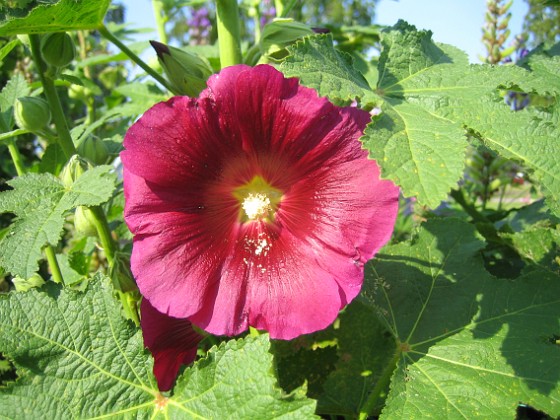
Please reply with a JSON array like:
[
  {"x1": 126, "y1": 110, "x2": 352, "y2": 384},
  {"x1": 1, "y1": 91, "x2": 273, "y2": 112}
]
[
  {"x1": 74, "y1": 205, "x2": 98, "y2": 237},
  {"x1": 259, "y1": 18, "x2": 314, "y2": 62},
  {"x1": 40, "y1": 32, "x2": 76, "y2": 68},
  {"x1": 150, "y1": 40, "x2": 213, "y2": 97},
  {"x1": 14, "y1": 96, "x2": 51, "y2": 132},
  {"x1": 78, "y1": 136, "x2": 109, "y2": 165},
  {"x1": 60, "y1": 155, "x2": 93, "y2": 188}
]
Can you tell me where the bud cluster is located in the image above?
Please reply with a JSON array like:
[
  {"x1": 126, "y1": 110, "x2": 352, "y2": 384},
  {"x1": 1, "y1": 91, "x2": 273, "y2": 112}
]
[{"x1": 482, "y1": 0, "x2": 513, "y2": 64}]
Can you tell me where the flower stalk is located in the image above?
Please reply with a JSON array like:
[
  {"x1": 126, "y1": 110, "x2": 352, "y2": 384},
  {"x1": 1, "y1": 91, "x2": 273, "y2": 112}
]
[
  {"x1": 29, "y1": 34, "x2": 77, "y2": 161},
  {"x1": 88, "y1": 205, "x2": 117, "y2": 267},
  {"x1": 215, "y1": 0, "x2": 243, "y2": 67},
  {"x1": 6, "y1": 140, "x2": 26, "y2": 176}
]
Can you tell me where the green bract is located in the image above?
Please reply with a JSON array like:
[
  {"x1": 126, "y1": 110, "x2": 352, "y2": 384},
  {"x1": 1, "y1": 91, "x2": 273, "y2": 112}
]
[
  {"x1": 77, "y1": 136, "x2": 109, "y2": 165},
  {"x1": 150, "y1": 40, "x2": 213, "y2": 97},
  {"x1": 14, "y1": 96, "x2": 51, "y2": 132},
  {"x1": 59, "y1": 154, "x2": 92, "y2": 188},
  {"x1": 74, "y1": 205, "x2": 97, "y2": 237}
]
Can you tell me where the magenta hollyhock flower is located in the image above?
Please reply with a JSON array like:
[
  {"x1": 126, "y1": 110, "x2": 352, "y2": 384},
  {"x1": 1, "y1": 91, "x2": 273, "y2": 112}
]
[
  {"x1": 122, "y1": 64, "x2": 399, "y2": 340},
  {"x1": 141, "y1": 299, "x2": 202, "y2": 391}
]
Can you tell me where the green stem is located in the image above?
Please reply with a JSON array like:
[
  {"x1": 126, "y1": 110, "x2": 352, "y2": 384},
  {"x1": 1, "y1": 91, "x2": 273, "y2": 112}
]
[
  {"x1": 98, "y1": 25, "x2": 177, "y2": 94},
  {"x1": 29, "y1": 34, "x2": 77, "y2": 161},
  {"x1": 152, "y1": 0, "x2": 168, "y2": 44},
  {"x1": 358, "y1": 345, "x2": 402, "y2": 420},
  {"x1": 274, "y1": 0, "x2": 284, "y2": 17},
  {"x1": 44, "y1": 244, "x2": 64, "y2": 284},
  {"x1": 253, "y1": 12, "x2": 262, "y2": 44},
  {"x1": 88, "y1": 205, "x2": 117, "y2": 267},
  {"x1": 0, "y1": 128, "x2": 29, "y2": 143},
  {"x1": 215, "y1": 0, "x2": 243, "y2": 67},
  {"x1": 7, "y1": 140, "x2": 26, "y2": 175},
  {"x1": 450, "y1": 189, "x2": 490, "y2": 224}
]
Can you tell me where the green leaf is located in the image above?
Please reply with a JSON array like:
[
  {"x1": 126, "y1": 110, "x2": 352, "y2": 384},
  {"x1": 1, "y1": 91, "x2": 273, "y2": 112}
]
[
  {"x1": 0, "y1": 38, "x2": 20, "y2": 65},
  {"x1": 0, "y1": 166, "x2": 116, "y2": 278},
  {"x1": 280, "y1": 34, "x2": 379, "y2": 105},
  {"x1": 0, "y1": 276, "x2": 317, "y2": 418},
  {"x1": 0, "y1": 0, "x2": 111, "y2": 35},
  {"x1": 370, "y1": 21, "x2": 560, "y2": 212},
  {"x1": 362, "y1": 218, "x2": 560, "y2": 418},
  {"x1": 318, "y1": 300, "x2": 395, "y2": 417},
  {"x1": 0, "y1": 73, "x2": 30, "y2": 130},
  {"x1": 112, "y1": 82, "x2": 169, "y2": 117},
  {"x1": 519, "y1": 43, "x2": 560, "y2": 96},
  {"x1": 171, "y1": 336, "x2": 318, "y2": 419}
]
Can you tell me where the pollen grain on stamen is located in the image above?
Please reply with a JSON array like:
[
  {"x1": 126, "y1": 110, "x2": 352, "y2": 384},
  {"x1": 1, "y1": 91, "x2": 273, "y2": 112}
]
[{"x1": 242, "y1": 193, "x2": 272, "y2": 220}]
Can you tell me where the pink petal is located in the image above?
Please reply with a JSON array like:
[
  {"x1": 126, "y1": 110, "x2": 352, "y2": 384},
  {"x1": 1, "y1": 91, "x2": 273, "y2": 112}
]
[
  {"x1": 122, "y1": 64, "x2": 400, "y2": 340},
  {"x1": 141, "y1": 298, "x2": 202, "y2": 391}
]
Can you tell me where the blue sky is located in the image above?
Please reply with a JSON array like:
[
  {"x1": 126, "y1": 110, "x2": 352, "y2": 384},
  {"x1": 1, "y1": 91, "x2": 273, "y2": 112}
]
[{"x1": 121, "y1": 0, "x2": 529, "y2": 63}]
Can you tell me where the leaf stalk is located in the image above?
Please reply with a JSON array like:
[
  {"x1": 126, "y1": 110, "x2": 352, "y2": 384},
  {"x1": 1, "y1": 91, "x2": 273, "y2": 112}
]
[{"x1": 358, "y1": 343, "x2": 402, "y2": 420}]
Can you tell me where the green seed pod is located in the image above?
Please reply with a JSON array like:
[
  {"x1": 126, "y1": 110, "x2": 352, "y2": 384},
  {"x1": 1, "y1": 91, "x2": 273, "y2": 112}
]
[
  {"x1": 74, "y1": 205, "x2": 98, "y2": 237},
  {"x1": 78, "y1": 136, "x2": 109, "y2": 165},
  {"x1": 40, "y1": 32, "x2": 76, "y2": 68},
  {"x1": 14, "y1": 96, "x2": 51, "y2": 132},
  {"x1": 150, "y1": 40, "x2": 213, "y2": 97},
  {"x1": 60, "y1": 155, "x2": 93, "y2": 188}
]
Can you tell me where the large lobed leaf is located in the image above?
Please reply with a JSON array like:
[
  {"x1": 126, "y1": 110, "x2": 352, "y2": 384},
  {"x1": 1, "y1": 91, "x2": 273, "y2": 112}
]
[
  {"x1": 281, "y1": 24, "x2": 560, "y2": 214},
  {"x1": 0, "y1": 167, "x2": 117, "y2": 278},
  {"x1": 0, "y1": 0, "x2": 110, "y2": 35},
  {"x1": 0, "y1": 276, "x2": 317, "y2": 419},
  {"x1": 362, "y1": 218, "x2": 560, "y2": 418}
]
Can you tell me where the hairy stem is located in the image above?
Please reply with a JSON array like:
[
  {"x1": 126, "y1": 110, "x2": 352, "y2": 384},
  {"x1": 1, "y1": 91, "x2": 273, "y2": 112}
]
[
  {"x1": 98, "y1": 25, "x2": 177, "y2": 94},
  {"x1": 152, "y1": 0, "x2": 169, "y2": 44},
  {"x1": 215, "y1": 0, "x2": 243, "y2": 67},
  {"x1": 29, "y1": 34, "x2": 77, "y2": 161},
  {"x1": 358, "y1": 344, "x2": 401, "y2": 419}
]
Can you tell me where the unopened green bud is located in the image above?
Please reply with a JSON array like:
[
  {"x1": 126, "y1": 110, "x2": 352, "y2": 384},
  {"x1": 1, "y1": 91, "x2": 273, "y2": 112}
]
[
  {"x1": 60, "y1": 155, "x2": 92, "y2": 188},
  {"x1": 14, "y1": 96, "x2": 51, "y2": 132},
  {"x1": 41, "y1": 32, "x2": 76, "y2": 68},
  {"x1": 78, "y1": 136, "x2": 109, "y2": 165},
  {"x1": 74, "y1": 205, "x2": 98, "y2": 237},
  {"x1": 259, "y1": 18, "x2": 314, "y2": 62},
  {"x1": 150, "y1": 40, "x2": 213, "y2": 97}
]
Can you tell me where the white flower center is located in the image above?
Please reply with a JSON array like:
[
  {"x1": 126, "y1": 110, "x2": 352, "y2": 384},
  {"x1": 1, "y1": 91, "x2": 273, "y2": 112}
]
[{"x1": 242, "y1": 193, "x2": 271, "y2": 220}]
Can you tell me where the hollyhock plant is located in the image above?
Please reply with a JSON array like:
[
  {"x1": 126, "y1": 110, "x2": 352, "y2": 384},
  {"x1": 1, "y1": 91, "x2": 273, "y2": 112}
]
[{"x1": 121, "y1": 64, "x2": 399, "y2": 342}]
